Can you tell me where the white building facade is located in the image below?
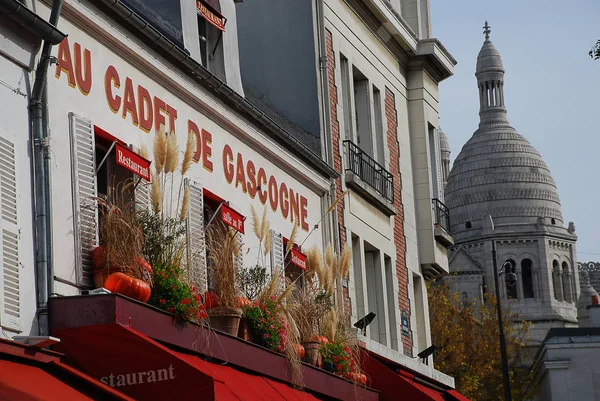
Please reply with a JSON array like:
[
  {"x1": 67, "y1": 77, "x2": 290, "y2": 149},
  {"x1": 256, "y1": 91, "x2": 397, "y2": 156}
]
[{"x1": 0, "y1": 0, "x2": 459, "y2": 390}]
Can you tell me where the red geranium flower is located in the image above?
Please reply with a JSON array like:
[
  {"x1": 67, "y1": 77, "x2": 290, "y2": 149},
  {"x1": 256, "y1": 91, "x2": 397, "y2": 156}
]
[{"x1": 160, "y1": 299, "x2": 166, "y2": 305}]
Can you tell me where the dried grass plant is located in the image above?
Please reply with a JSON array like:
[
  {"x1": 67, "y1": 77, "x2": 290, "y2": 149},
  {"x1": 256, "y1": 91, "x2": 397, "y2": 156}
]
[
  {"x1": 206, "y1": 223, "x2": 242, "y2": 309},
  {"x1": 141, "y1": 128, "x2": 195, "y2": 271},
  {"x1": 95, "y1": 179, "x2": 146, "y2": 280}
]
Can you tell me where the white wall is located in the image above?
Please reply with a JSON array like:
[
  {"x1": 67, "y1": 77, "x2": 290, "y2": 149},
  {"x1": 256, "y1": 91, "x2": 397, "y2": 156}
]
[{"x1": 39, "y1": 1, "x2": 329, "y2": 295}]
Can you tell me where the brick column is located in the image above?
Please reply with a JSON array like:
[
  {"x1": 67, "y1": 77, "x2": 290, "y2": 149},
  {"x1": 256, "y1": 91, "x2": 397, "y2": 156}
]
[
  {"x1": 385, "y1": 88, "x2": 411, "y2": 354},
  {"x1": 325, "y1": 30, "x2": 350, "y2": 311}
]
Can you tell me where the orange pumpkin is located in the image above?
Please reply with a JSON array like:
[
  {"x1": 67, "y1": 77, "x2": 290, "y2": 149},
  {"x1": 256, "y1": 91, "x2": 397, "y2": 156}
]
[
  {"x1": 104, "y1": 272, "x2": 151, "y2": 303},
  {"x1": 137, "y1": 256, "x2": 153, "y2": 274},
  {"x1": 204, "y1": 291, "x2": 220, "y2": 309},
  {"x1": 311, "y1": 335, "x2": 329, "y2": 344},
  {"x1": 92, "y1": 246, "x2": 105, "y2": 269},
  {"x1": 236, "y1": 296, "x2": 251, "y2": 308},
  {"x1": 292, "y1": 343, "x2": 305, "y2": 359}
]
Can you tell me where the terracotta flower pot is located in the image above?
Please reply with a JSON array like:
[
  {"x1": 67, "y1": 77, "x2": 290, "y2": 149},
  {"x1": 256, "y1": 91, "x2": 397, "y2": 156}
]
[
  {"x1": 301, "y1": 341, "x2": 321, "y2": 366},
  {"x1": 237, "y1": 318, "x2": 252, "y2": 341},
  {"x1": 208, "y1": 307, "x2": 243, "y2": 336}
]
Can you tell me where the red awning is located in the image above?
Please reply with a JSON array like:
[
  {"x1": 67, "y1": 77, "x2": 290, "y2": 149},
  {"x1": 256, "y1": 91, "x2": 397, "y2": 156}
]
[
  {"x1": 362, "y1": 352, "x2": 468, "y2": 401},
  {"x1": 55, "y1": 324, "x2": 324, "y2": 401},
  {"x1": 446, "y1": 389, "x2": 472, "y2": 401},
  {"x1": 0, "y1": 347, "x2": 133, "y2": 401}
]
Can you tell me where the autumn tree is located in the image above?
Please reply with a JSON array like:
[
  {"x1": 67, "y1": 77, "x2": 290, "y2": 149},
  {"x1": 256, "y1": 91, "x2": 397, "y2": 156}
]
[{"x1": 427, "y1": 281, "x2": 536, "y2": 401}]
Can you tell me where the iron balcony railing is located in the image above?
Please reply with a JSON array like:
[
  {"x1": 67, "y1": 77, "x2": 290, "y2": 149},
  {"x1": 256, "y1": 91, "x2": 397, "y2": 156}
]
[
  {"x1": 344, "y1": 140, "x2": 394, "y2": 203},
  {"x1": 432, "y1": 198, "x2": 450, "y2": 232}
]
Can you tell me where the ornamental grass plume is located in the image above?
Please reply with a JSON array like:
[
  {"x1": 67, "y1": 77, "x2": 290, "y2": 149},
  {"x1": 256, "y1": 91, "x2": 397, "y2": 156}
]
[
  {"x1": 95, "y1": 179, "x2": 146, "y2": 281},
  {"x1": 206, "y1": 224, "x2": 241, "y2": 309}
]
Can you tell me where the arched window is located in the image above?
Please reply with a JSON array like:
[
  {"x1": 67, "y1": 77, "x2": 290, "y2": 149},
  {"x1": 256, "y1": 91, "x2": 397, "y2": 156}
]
[
  {"x1": 505, "y1": 259, "x2": 518, "y2": 299},
  {"x1": 522, "y1": 259, "x2": 534, "y2": 298},
  {"x1": 562, "y1": 261, "x2": 571, "y2": 302},
  {"x1": 552, "y1": 260, "x2": 562, "y2": 301}
]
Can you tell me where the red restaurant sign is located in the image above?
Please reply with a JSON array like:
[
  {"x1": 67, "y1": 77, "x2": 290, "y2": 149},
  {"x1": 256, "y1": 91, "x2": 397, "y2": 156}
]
[
  {"x1": 290, "y1": 248, "x2": 307, "y2": 271},
  {"x1": 196, "y1": 0, "x2": 226, "y2": 32},
  {"x1": 221, "y1": 204, "x2": 245, "y2": 234},
  {"x1": 116, "y1": 144, "x2": 151, "y2": 181}
]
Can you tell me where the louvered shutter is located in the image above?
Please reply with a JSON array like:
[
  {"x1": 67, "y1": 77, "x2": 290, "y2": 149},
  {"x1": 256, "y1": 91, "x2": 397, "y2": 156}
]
[
  {"x1": 69, "y1": 113, "x2": 98, "y2": 287},
  {"x1": 433, "y1": 128, "x2": 443, "y2": 201},
  {"x1": 233, "y1": 230, "x2": 244, "y2": 272},
  {"x1": 0, "y1": 134, "x2": 20, "y2": 331},
  {"x1": 185, "y1": 179, "x2": 208, "y2": 293},
  {"x1": 129, "y1": 146, "x2": 151, "y2": 212},
  {"x1": 270, "y1": 230, "x2": 284, "y2": 290}
]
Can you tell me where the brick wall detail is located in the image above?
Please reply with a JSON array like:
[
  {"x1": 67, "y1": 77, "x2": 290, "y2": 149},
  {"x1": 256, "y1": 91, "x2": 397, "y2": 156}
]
[{"x1": 385, "y1": 88, "x2": 412, "y2": 354}]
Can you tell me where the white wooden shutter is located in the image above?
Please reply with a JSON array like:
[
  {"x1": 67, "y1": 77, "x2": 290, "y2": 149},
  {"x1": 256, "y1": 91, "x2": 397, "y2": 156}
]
[
  {"x1": 0, "y1": 134, "x2": 20, "y2": 331},
  {"x1": 233, "y1": 231, "x2": 244, "y2": 272},
  {"x1": 433, "y1": 128, "x2": 443, "y2": 201},
  {"x1": 270, "y1": 230, "x2": 284, "y2": 290},
  {"x1": 129, "y1": 146, "x2": 151, "y2": 212},
  {"x1": 186, "y1": 179, "x2": 207, "y2": 293},
  {"x1": 69, "y1": 113, "x2": 98, "y2": 287}
]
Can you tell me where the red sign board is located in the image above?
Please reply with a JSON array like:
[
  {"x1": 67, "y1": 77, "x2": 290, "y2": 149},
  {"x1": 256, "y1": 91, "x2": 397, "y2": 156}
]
[
  {"x1": 221, "y1": 204, "x2": 245, "y2": 234},
  {"x1": 290, "y1": 248, "x2": 307, "y2": 271},
  {"x1": 196, "y1": 0, "x2": 226, "y2": 31},
  {"x1": 116, "y1": 144, "x2": 151, "y2": 181}
]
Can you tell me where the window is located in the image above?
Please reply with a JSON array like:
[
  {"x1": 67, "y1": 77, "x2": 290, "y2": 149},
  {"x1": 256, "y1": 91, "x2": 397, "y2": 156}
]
[
  {"x1": 552, "y1": 260, "x2": 561, "y2": 301},
  {"x1": 373, "y1": 86, "x2": 385, "y2": 166},
  {"x1": 505, "y1": 259, "x2": 518, "y2": 299},
  {"x1": 521, "y1": 259, "x2": 534, "y2": 298},
  {"x1": 351, "y1": 234, "x2": 366, "y2": 321},
  {"x1": 353, "y1": 67, "x2": 372, "y2": 156},
  {"x1": 94, "y1": 135, "x2": 134, "y2": 205},
  {"x1": 562, "y1": 261, "x2": 571, "y2": 303},
  {"x1": 385, "y1": 256, "x2": 398, "y2": 351},
  {"x1": 197, "y1": 3, "x2": 225, "y2": 81},
  {"x1": 429, "y1": 125, "x2": 443, "y2": 200},
  {"x1": 465, "y1": 222, "x2": 472, "y2": 229},
  {"x1": 340, "y1": 55, "x2": 352, "y2": 140}
]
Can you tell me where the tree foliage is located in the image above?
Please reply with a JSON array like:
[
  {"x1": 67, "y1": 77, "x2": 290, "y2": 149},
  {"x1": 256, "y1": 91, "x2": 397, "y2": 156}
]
[
  {"x1": 427, "y1": 281, "x2": 536, "y2": 401},
  {"x1": 590, "y1": 40, "x2": 600, "y2": 60}
]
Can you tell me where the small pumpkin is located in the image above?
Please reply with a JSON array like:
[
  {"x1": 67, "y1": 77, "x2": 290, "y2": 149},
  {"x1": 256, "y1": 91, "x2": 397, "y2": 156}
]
[
  {"x1": 236, "y1": 296, "x2": 251, "y2": 308},
  {"x1": 92, "y1": 246, "x2": 105, "y2": 269},
  {"x1": 204, "y1": 291, "x2": 220, "y2": 309},
  {"x1": 104, "y1": 272, "x2": 151, "y2": 303},
  {"x1": 292, "y1": 343, "x2": 305, "y2": 359},
  {"x1": 137, "y1": 256, "x2": 153, "y2": 274},
  {"x1": 311, "y1": 335, "x2": 329, "y2": 344}
]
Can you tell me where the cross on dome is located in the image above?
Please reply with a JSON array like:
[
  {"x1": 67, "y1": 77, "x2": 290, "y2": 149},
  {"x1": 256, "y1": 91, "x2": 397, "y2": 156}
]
[{"x1": 483, "y1": 21, "x2": 491, "y2": 40}]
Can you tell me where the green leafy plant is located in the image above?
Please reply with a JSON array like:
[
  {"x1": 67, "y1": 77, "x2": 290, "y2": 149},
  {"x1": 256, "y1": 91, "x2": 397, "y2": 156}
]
[
  {"x1": 320, "y1": 342, "x2": 352, "y2": 375},
  {"x1": 244, "y1": 296, "x2": 289, "y2": 353},
  {"x1": 240, "y1": 265, "x2": 270, "y2": 301},
  {"x1": 150, "y1": 263, "x2": 207, "y2": 323}
]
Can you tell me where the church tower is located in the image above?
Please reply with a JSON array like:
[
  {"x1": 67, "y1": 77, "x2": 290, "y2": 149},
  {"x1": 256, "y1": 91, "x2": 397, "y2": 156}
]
[{"x1": 444, "y1": 22, "x2": 579, "y2": 345}]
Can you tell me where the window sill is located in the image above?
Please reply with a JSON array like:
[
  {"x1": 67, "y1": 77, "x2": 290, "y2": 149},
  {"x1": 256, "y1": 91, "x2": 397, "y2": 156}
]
[
  {"x1": 345, "y1": 172, "x2": 396, "y2": 216},
  {"x1": 434, "y1": 225, "x2": 454, "y2": 247}
]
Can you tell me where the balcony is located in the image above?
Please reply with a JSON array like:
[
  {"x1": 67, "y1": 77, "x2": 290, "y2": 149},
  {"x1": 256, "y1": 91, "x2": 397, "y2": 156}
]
[
  {"x1": 343, "y1": 140, "x2": 395, "y2": 215},
  {"x1": 432, "y1": 198, "x2": 454, "y2": 247}
]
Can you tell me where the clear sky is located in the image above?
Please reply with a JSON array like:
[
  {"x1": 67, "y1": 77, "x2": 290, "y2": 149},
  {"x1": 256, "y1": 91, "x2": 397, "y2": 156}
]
[{"x1": 430, "y1": 0, "x2": 600, "y2": 262}]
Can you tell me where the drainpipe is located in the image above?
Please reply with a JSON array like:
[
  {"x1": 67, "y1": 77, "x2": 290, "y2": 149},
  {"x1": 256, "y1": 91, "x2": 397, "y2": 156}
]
[{"x1": 30, "y1": 0, "x2": 64, "y2": 336}]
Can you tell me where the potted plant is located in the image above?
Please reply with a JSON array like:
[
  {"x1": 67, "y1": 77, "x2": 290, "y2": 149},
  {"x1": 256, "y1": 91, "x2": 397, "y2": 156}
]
[
  {"x1": 243, "y1": 295, "x2": 289, "y2": 353},
  {"x1": 90, "y1": 181, "x2": 152, "y2": 302},
  {"x1": 205, "y1": 223, "x2": 244, "y2": 335}
]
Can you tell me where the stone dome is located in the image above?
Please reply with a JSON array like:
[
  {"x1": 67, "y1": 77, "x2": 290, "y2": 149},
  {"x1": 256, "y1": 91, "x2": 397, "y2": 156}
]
[
  {"x1": 444, "y1": 25, "x2": 563, "y2": 237},
  {"x1": 476, "y1": 40, "x2": 504, "y2": 73},
  {"x1": 445, "y1": 127, "x2": 563, "y2": 234}
]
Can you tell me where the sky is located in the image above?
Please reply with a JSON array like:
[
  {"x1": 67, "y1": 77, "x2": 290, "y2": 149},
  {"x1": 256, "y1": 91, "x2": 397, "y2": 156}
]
[{"x1": 430, "y1": 0, "x2": 600, "y2": 262}]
